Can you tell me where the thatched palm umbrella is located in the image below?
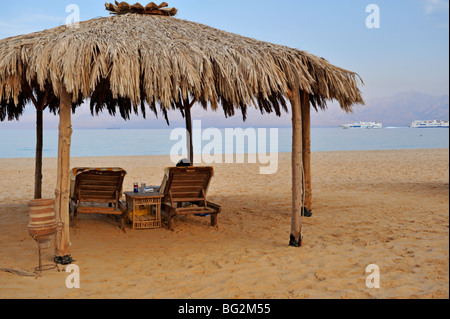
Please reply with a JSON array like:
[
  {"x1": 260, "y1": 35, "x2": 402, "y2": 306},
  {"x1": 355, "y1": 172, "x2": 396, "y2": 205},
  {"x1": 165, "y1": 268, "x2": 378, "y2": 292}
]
[{"x1": 0, "y1": 2, "x2": 364, "y2": 262}]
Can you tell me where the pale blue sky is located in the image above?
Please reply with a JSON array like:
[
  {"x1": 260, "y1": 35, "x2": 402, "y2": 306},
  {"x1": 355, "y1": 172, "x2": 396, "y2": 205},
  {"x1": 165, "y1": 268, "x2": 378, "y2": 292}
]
[{"x1": 0, "y1": 0, "x2": 448, "y2": 129}]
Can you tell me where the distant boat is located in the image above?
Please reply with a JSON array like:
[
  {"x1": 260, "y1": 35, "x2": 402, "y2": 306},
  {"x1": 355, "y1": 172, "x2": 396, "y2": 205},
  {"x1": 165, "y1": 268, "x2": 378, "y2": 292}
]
[
  {"x1": 341, "y1": 121, "x2": 383, "y2": 129},
  {"x1": 410, "y1": 120, "x2": 449, "y2": 128}
]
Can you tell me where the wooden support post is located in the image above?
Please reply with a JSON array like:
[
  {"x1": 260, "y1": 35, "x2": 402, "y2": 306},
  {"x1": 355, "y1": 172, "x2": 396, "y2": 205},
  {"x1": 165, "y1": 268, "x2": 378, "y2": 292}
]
[
  {"x1": 183, "y1": 98, "x2": 197, "y2": 166},
  {"x1": 289, "y1": 87, "x2": 304, "y2": 247},
  {"x1": 30, "y1": 89, "x2": 49, "y2": 200},
  {"x1": 185, "y1": 102, "x2": 193, "y2": 165},
  {"x1": 301, "y1": 92, "x2": 312, "y2": 216},
  {"x1": 34, "y1": 106, "x2": 43, "y2": 199},
  {"x1": 54, "y1": 86, "x2": 73, "y2": 262}
]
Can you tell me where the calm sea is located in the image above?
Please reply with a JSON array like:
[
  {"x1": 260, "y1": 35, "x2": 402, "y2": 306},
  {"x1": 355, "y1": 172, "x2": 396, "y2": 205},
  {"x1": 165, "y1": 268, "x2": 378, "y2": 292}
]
[{"x1": 0, "y1": 127, "x2": 448, "y2": 159}]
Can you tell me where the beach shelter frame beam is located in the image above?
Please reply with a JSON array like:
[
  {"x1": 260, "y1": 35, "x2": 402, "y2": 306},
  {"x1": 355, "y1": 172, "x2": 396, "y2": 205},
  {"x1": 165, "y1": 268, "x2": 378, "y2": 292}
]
[
  {"x1": 302, "y1": 93, "x2": 312, "y2": 214},
  {"x1": 289, "y1": 86, "x2": 304, "y2": 246},
  {"x1": 176, "y1": 97, "x2": 197, "y2": 166},
  {"x1": 54, "y1": 85, "x2": 72, "y2": 261}
]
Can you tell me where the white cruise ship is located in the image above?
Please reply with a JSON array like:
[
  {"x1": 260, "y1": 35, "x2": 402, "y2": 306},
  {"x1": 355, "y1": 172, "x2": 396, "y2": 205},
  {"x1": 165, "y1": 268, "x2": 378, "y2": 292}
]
[
  {"x1": 341, "y1": 121, "x2": 383, "y2": 129},
  {"x1": 410, "y1": 120, "x2": 449, "y2": 128}
]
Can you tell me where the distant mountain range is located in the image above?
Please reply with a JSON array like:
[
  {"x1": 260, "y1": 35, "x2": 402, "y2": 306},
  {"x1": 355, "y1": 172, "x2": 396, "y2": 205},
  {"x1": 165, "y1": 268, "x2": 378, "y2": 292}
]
[
  {"x1": 1, "y1": 91, "x2": 448, "y2": 130},
  {"x1": 311, "y1": 92, "x2": 449, "y2": 127}
]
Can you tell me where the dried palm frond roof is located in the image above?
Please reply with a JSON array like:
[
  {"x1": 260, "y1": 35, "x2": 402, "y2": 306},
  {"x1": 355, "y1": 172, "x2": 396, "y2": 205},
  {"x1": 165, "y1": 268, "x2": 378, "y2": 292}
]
[
  {"x1": 0, "y1": 83, "x2": 81, "y2": 122},
  {"x1": 0, "y1": 99, "x2": 26, "y2": 121},
  {"x1": 106, "y1": 1, "x2": 178, "y2": 16},
  {"x1": 0, "y1": 2, "x2": 364, "y2": 122}
]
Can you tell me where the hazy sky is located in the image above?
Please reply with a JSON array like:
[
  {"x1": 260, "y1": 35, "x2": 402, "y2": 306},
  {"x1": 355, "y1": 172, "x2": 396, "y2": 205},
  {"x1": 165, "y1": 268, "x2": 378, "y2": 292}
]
[{"x1": 0, "y1": 0, "x2": 448, "y2": 129}]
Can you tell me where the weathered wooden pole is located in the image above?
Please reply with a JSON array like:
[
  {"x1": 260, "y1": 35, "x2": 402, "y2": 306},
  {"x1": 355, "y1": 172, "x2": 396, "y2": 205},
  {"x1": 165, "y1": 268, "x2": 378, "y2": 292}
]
[
  {"x1": 185, "y1": 102, "x2": 193, "y2": 165},
  {"x1": 301, "y1": 92, "x2": 312, "y2": 216},
  {"x1": 181, "y1": 98, "x2": 197, "y2": 165},
  {"x1": 34, "y1": 105, "x2": 43, "y2": 199},
  {"x1": 289, "y1": 87, "x2": 304, "y2": 247},
  {"x1": 54, "y1": 85, "x2": 73, "y2": 263},
  {"x1": 29, "y1": 88, "x2": 50, "y2": 200}
]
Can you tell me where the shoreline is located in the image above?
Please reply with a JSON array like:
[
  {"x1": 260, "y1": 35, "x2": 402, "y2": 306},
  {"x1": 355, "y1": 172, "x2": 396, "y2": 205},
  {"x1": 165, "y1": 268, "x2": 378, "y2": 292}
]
[
  {"x1": 0, "y1": 148, "x2": 448, "y2": 299},
  {"x1": 0, "y1": 147, "x2": 448, "y2": 160}
]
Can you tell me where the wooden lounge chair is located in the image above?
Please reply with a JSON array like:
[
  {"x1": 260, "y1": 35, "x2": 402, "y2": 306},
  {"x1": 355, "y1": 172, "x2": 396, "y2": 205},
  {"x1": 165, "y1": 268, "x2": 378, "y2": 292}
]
[
  {"x1": 159, "y1": 166, "x2": 221, "y2": 231},
  {"x1": 69, "y1": 168, "x2": 127, "y2": 231}
]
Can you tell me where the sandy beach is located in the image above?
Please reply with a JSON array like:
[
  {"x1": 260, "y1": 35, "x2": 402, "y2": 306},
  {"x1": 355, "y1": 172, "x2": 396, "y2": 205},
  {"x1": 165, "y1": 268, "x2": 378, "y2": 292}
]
[{"x1": 0, "y1": 148, "x2": 448, "y2": 299}]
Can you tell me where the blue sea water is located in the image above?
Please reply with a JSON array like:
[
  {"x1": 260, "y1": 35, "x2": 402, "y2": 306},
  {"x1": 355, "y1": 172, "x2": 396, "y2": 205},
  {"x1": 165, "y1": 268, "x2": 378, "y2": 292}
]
[{"x1": 0, "y1": 127, "x2": 448, "y2": 159}]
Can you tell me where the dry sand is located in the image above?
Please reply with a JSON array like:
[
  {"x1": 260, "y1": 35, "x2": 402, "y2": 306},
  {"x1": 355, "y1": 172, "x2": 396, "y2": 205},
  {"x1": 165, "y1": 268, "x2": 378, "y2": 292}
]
[{"x1": 0, "y1": 149, "x2": 448, "y2": 299}]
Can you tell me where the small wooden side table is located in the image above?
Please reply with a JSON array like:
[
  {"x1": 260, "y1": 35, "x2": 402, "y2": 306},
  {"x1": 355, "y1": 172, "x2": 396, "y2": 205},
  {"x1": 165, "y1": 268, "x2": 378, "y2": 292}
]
[{"x1": 124, "y1": 191, "x2": 164, "y2": 230}]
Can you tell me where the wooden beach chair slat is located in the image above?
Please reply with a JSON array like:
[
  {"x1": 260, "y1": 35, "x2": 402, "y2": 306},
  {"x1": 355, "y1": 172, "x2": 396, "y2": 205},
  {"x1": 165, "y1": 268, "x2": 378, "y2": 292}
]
[
  {"x1": 161, "y1": 166, "x2": 221, "y2": 231},
  {"x1": 70, "y1": 168, "x2": 127, "y2": 231}
]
